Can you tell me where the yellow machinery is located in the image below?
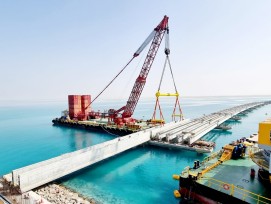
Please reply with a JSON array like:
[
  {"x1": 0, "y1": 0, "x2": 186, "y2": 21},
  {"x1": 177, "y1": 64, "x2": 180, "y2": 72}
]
[
  {"x1": 258, "y1": 119, "x2": 271, "y2": 148},
  {"x1": 172, "y1": 119, "x2": 271, "y2": 201},
  {"x1": 152, "y1": 53, "x2": 183, "y2": 123},
  {"x1": 199, "y1": 144, "x2": 234, "y2": 177},
  {"x1": 258, "y1": 119, "x2": 271, "y2": 183},
  {"x1": 172, "y1": 144, "x2": 234, "y2": 182}
]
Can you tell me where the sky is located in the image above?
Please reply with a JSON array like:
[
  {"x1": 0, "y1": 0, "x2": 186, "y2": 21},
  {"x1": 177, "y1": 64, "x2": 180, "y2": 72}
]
[{"x1": 0, "y1": 1, "x2": 271, "y2": 103}]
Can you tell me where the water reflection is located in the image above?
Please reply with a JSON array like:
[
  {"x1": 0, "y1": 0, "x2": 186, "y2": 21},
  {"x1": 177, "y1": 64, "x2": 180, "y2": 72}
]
[
  {"x1": 52, "y1": 125, "x2": 113, "y2": 151},
  {"x1": 224, "y1": 120, "x2": 242, "y2": 127},
  {"x1": 74, "y1": 131, "x2": 93, "y2": 150},
  {"x1": 203, "y1": 130, "x2": 233, "y2": 142}
]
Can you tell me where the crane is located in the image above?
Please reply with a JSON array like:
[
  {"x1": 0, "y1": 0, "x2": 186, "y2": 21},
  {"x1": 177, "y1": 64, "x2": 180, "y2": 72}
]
[
  {"x1": 89, "y1": 16, "x2": 169, "y2": 125},
  {"x1": 121, "y1": 16, "x2": 169, "y2": 118}
]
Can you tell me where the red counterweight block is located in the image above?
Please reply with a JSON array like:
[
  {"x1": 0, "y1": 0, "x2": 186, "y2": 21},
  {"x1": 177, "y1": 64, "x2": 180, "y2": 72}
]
[
  {"x1": 68, "y1": 95, "x2": 82, "y2": 119},
  {"x1": 81, "y1": 95, "x2": 91, "y2": 120}
]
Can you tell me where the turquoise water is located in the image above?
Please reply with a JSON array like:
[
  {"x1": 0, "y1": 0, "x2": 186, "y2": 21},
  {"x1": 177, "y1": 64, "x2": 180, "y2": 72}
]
[
  {"x1": 0, "y1": 103, "x2": 113, "y2": 175},
  {"x1": 0, "y1": 96, "x2": 271, "y2": 203}
]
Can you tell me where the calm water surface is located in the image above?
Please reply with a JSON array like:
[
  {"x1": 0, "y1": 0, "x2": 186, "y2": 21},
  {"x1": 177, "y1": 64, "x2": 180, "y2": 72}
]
[{"x1": 0, "y1": 96, "x2": 270, "y2": 204}]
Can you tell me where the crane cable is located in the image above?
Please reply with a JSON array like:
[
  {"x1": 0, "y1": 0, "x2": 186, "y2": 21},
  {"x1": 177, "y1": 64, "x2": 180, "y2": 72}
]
[
  {"x1": 157, "y1": 56, "x2": 178, "y2": 93},
  {"x1": 89, "y1": 31, "x2": 158, "y2": 107},
  {"x1": 157, "y1": 26, "x2": 178, "y2": 93},
  {"x1": 117, "y1": 50, "x2": 146, "y2": 100},
  {"x1": 89, "y1": 18, "x2": 168, "y2": 108},
  {"x1": 167, "y1": 56, "x2": 178, "y2": 93},
  {"x1": 157, "y1": 56, "x2": 167, "y2": 92},
  {"x1": 89, "y1": 56, "x2": 136, "y2": 107}
]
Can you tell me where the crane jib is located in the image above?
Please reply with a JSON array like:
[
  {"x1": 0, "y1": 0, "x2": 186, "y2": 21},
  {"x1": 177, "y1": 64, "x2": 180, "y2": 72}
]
[
  {"x1": 134, "y1": 30, "x2": 156, "y2": 57},
  {"x1": 122, "y1": 16, "x2": 169, "y2": 119},
  {"x1": 89, "y1": 15, "x2": 169, "y2": 124}
]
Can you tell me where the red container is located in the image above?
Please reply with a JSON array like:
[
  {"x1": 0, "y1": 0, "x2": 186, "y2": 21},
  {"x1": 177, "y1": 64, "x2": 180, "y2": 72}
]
[
  {"x1": 69, "y1": 95, "x2": 80, "y2": 99},
  {"x1": 81, "y1": 95, "x2": 91, "y2": 109},
  {"x1": 68, "y1": 95, "x2": 91, "y2": 120},
  {"x1": 69, "y1": 110, "x2": 82, "y2": 119},
  {"x1": 70, "y1": 108, "x2": 82, "y2": 114},
  {"x1": 69, "y1": 106, "x2": 81, "y2": 110},
  {"x1": 68, "y1": 95, "x2": 81, "y2": 105},
  {"x1": 81, "y1": 96, "x2": 91, "y2": 101},
  {"x1": 81, "y1": 95, "x2": 91, "y2": 100},
  {"x1": 81, "y1": 100, "x2": 90, "y2": 105},
  {"x1": 69, "y1": 104, "x2": 81, "y2": 108},
  {"x1": 68, "y1": 95, "x2": 82, "y2": 119},
  {"x1": 69, "y1": 107, "x2": 82, "y2": 114},
  {"x1": 81, "y1": 98, "x2": 90, "y2": 101},
  {"x1": 81, "y1": 105, "x2": 90, "y2": 111},
  {"x1": 69, "y1": 106, "x2": 81, "y2": 111},
  {"x1": 68, "y1": 102, "x2": 82, "y2": 105}
]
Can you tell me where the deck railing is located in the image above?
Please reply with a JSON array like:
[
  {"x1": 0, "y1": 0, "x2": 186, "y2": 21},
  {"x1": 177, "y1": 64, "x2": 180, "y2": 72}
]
[{"x1": 202, "y1": 177, "x2": 271, "y2": 204}]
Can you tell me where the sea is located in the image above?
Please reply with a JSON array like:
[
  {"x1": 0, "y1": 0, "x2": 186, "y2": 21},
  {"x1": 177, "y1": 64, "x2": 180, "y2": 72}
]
[{"x1": 0, "y1": 96, "x2": 271, "y2": 204}]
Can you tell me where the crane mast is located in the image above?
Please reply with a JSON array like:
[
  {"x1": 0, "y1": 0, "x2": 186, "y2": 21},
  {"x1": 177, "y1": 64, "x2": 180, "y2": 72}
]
[
  {"x1": 88, "y1": 16, "x2": 169, "y2": 124},
  {"x1": 121, "y1": 16, "x2": 169, "y2": 118}
]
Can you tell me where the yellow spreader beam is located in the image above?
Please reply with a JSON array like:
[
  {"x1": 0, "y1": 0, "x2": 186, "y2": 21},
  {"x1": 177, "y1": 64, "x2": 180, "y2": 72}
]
[{"x1": 155, "y1": 91, "x2": 179, "y2": 97}]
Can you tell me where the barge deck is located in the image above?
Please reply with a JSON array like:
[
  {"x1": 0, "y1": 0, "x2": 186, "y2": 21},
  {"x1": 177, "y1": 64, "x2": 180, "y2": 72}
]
[
  {"x1": 174, "y1": 145, "x2": 271, "y2": 203},
  {"x1": 52, "y1": 118, "x2": 142, "y2": 136}
]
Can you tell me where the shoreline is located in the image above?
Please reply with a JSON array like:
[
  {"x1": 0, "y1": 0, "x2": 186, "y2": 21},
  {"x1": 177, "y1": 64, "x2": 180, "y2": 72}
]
[{"x1": 34, "y1": 182, "x2": 96, "y2": 204}]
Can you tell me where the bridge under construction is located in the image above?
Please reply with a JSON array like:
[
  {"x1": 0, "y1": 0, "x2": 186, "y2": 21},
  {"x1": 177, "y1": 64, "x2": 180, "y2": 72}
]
[
  {"x1": 3, "y1": 101, "x2": 269, "y2": 197},
  {"x1": 149, "y1": 102, "x2": 267, "y2": 152}
]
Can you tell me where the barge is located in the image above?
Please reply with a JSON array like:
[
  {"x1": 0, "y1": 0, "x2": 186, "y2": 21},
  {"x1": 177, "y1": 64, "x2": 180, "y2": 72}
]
[
  {"x1": 173, "y1": 119, "x2": 271, "y2": 204},
  {"x1": 52, "y1": 117, "x2": 153, "y2": 136}
]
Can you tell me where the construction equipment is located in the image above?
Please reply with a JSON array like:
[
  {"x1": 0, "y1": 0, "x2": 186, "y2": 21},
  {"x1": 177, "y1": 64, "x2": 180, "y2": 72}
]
[
  {"x1": 151, "y1": 29, "x2": 183, "y2": 123},
  {"x1": 89, "y1": 16, "x2": 170, "y2": 125}
]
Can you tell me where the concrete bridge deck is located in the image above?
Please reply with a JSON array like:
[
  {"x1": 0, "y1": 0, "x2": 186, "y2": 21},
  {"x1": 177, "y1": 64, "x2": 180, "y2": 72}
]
[
  {"x1": 8, "y1": 121, "x2": 179, "y2": 193},
  {"x1": 4, "y1": 101, "x2": 270, "y2": 194},
  {"x1": 151, "y1": 102, "x2": 266, "y2": 146}
]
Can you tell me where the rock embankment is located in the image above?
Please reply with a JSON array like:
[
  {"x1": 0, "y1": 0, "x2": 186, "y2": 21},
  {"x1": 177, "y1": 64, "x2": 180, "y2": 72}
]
[{"x1": 34, "y1": 183, "x2": 95, "y2": 204}]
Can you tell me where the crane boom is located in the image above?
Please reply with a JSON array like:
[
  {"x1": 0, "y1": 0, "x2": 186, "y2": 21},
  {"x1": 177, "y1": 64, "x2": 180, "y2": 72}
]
[{"x1": 121, "y1": 15, "x2": 169, "y2": 118}]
